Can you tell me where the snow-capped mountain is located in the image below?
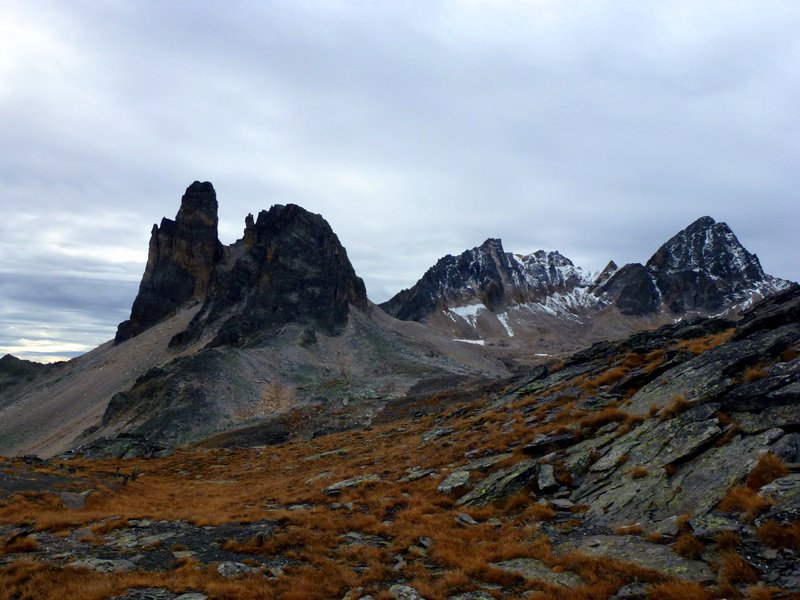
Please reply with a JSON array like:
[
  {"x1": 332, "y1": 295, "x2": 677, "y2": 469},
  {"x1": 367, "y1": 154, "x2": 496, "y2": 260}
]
[
  {"x1": 380, "y1": 217, "x2": 793, "y2": 355},
  {"x1": 596, "y1": 216, "x2": 791, "y2": 316}
]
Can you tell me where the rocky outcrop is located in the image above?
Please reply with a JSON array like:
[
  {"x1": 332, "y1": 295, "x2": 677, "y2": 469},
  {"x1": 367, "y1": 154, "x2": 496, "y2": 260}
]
[
  {"x1": 115, "y1": 182, "x2": 223, "y2": 343},
  {"x1": 172, "y1": 204, "x2": 368, "y2": 347},
  {"x1": 380, "y1": 239, "x2": 592, "y2": 321}
]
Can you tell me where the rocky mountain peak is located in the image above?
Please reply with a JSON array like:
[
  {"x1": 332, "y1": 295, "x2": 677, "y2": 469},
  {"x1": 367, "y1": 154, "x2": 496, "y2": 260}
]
[
  {"x1": 646, "y1": 216, "x2": 765, "y2": 283},
  {"x1": 175, "y1": 181, "x2": 218, "y2": 228},
  {"x1": 596, "y1": 216, "x2": 790, "y2": 316},
  {"x1": 115, "y1": 182, "x2": 223, "y2": 343},
  {"x1": 116, "y1": 184, "x2": 367, "y2": 347},
  {"x1": 170, "y1": 202, "x2": 368, "y2": 347}
]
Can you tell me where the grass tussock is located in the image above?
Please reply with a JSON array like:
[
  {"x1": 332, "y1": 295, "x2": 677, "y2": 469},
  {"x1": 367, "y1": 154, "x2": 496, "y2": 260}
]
[
  {"x1": 745, "y1": 453, "x2": 789, "y2": 491},
  {"x1": 581, "y1": 367, "x2": 629, "y2": 391},
  {"x1": 741, "y1": 365, "x2": 769, "y2": 382},
  {"x1": 659, "y1": 395, "x2": 690, "y2": 421},
  {"x1": 628, "y1": 466, "x2": 649, "y2": 479},
  {"x1": 713, "y1": 530, "x2": 741, "y2": 551},
  {"x1": 614, "y1": 524, "x2": 644, "y2": 536},
  {"x1": 756, "y1": 520, "x2": 800, "y2": 550},
  {"x1": 671, "y1": 533, "x2": 705, "y2": 560},
  {"x1": 718, "y1": 551, "x2": 759, "y2": 585},
  {"x1": 647, "y1": 580, "x2": 713, "y2": 600},
  {"x1": 674, "y1": 329, "x2": 734, "y2": 355},
  {"x1": 0, "y1": 534, "x2": 40, "y2": 555},
  {"x1": 719, "y1": 486, "x2": 773, "y2": 521}
]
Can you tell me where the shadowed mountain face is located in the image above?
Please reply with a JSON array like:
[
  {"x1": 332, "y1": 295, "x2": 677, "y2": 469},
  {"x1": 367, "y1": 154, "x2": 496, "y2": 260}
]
[
  {"x1": 115, "y1": 181, "x2": 368, "y2": 348},
  {"x1": 381, "y1": 217, "x2": 792, "y2": 344},
  {"x1": 380, "y1": 238, "x2": 593, "y2": 321},
  {"x1": 172, "y1": 203, "x2": 368, "y2": 348},
  {"x1": 597, "y1": 216, "x2": 787, "y2": 316},
  {"x1": 115, "y1": 181, "x2": 223, "y2": 343}
]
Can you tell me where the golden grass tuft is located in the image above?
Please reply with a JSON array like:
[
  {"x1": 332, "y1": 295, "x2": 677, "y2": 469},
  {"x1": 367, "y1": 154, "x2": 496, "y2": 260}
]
[
  {"x1": 0, "y1": 534, "x2": 40, "y2": 555},
  {"x1": 741, "y1": 365, "x2": 769, "y2": 382},
  {"x1": 713, "y1": 530, "x2": 740, "y2": 551},
  {"x1": 614, "y1": 524, "x2": 644, "y2": 536},
  {"x1": 745, "y1": 453, "x2": 789, "y2": 491},
  {"x1": 671, "y1": 533, "x2": 705, "y2": 560},
  {"x1": 659, "y1": 395, "x2": 690, "y2": 420},
  {"x1": 719, "y1": 486, "x2": 773, "y2": 521},
  {"x1": 674, "y1": 329, "x2": 734, "y2": 355},
  {"x1": 718, "y1": 550, "x2": 759, "y2": 585},
  {"x1": 628, "y1": 465, "x2": 649, "y2": 479},
  {"x1": 756, "y1": 520, "x2": 800, "y2": 550},
  {"x1": 647, "y1": 580, "x2": 713, "y2": 600}
]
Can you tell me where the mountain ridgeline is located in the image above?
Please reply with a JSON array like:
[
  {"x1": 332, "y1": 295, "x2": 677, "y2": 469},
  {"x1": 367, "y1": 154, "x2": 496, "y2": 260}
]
[
  {"x1": 116, "y1": 181, "x2": 368, "y2": 347},
  {"x1": 380, "y1": 216, "x2": 790, "y2": 348}
]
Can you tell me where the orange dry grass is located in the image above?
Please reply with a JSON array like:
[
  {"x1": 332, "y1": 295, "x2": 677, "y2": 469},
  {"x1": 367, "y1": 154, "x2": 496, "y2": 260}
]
[
  {"x1": 659, "y1": 395, "x2": 690, "y2": 420},
  {"x1": 756, "y1": 520, "x2": 800, "y2": 550},
  {"x1": 674, "y1": 329, "x2": 734, "y2": 355},
  {"x1": 745, "y1": 453, "x2": 789, "y2": 491},
  {"x1": 718, "y1": 551, "x2": 759, "y2": 584},
  {"x1": 671, "y1": 533, "x2": 704, "y2": 559},
  {"x1": 581, "y1": 367, "x2": 629, "y2": 390},
  {"x1": 614, "y1": 524, "x2": 644, "y2": 536},
  {"x1": 741, "y1": 365, "x2": 769, "y2": 382},
  {"x1": 647, "y1": 580, "x2": 713, "y2": 600},
  {"x1": 0, "y1": 534, "x2": 40, "y2": 555},
  {"x1": 628, "y1": 466, "x2": 649, "y2": 479},
  {"x1": 713, "y1": 530, "x2": 741, "y2": 551},
  {"x1": 719, "y1": 486, "x2": 773, "y2": 521}
]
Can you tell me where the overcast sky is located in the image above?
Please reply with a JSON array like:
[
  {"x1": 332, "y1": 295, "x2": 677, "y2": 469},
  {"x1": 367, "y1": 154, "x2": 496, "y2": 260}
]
[{"x1": 1, "y1": 1, "x2": 798, "y2": 362}]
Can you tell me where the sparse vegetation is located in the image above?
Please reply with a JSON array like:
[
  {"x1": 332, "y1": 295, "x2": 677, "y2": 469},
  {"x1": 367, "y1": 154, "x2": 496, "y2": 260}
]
[
  {"x1": 745, "y1": 453, "x2": 789, "y2": 491},
  {"x1": 659, "y1": 395, "x2": 690, "y2": 420}
]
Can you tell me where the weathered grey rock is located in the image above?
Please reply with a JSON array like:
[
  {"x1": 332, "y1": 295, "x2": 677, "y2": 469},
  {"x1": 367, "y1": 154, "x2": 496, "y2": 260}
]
[
  {"x1": 217, "y1": 561, "x2": 258, "y2": 578},
  {"x1": 550, "y1": 498, "x2": 575, "y2": 510},
  {"x1": 462, "y1": 452, "x2": 513, "y2": 472},
  {"x1": 610, "y1": 582, "x2": 648, "y2": 600},
  {"x1": 455, "y1": 513, "x2": 479, "y2": 527},
  {"x1": 175, "y1": 594, "x2": 208, "y2": 600},
  {"x1": 558, "y1": 536, "x2": 714, "y2": 581},
  {"x1": 492, "y1": 558, "x2": 583, "y2": 587},
  {"x1": 59, "y1": 491, "x2": 89, "y2": 510},
  {"x1": 523, "y1": 432, "x2": 578, "y2": 456},
  {"x1": 771, "y1": 433, "x2": 800, "y2": 463},
  {"x1": 388, "y1": 584, "x2": 427, "y2": 600},
  {"x1": 324, "y1": 474, "x2": 380, "y2": 496},
  {"x1": 438, "y1": 470, "x2": 470, "y2": 494},
  {"x1": 732, "y1": 404, "x2": 800, "y2": 434},
  {"x1": 689, "y1": 513, "x2": 744, "y2": 541},
  {"x1": 448, "y1": 592, "x2": 495, "y2": 600},
  {"x1": 573, "y1": 427, "x2": 784, "y2": 526},
  {"x1": 537, "y1": 464, "x2": 558, "y2": 492},
  {"x1": 399, "y1": 467, "x2": 437, "y2": 482},
  {"x1": 70, "y1": 558, "x2": 136, "y2": 573},
  {"x1": 456, "y1": 460, "x2": 538, "y2": 506},
  {"x1": 110, "y1": 588, "x2": 176, "y2": 600},
  {"x1": 758, "y1": 474, "x2": 800, "y2": 523}
]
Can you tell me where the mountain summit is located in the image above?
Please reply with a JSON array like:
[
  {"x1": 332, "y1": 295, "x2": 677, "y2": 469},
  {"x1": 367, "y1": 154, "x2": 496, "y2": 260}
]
[
  {"x1": 115, "y1": 181, "x2": 368, "y2": 347},
  {"x1": 597, "y1": 216, "x2": 789, "y2": 316},
  {"x1": 382, "y1": 216, "x2": 791, "y2": 354}
]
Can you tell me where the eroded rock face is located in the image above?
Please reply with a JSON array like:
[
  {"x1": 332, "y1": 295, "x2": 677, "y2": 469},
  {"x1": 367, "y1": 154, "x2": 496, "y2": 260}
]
[
  {"x1": 116, "y1": 182, "x2": 222, "y2": 343},
  {"x1": 597, "y1": 216, "x2": 790, "y2": 316},
  {"x1": 172, "y1": 203, "x2": 367, "y2": 347}
]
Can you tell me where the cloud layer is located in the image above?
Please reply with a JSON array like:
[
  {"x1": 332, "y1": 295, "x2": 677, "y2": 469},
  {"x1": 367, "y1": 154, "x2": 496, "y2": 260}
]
[{"x1": 1, "y1": 0, "x2": 798, "y2": 361}]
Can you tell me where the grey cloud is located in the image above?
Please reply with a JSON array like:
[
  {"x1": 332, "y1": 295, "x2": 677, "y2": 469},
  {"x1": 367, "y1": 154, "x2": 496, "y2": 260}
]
[{"x1": 1, "y1": 0, "x2": 798, "y2": 360}]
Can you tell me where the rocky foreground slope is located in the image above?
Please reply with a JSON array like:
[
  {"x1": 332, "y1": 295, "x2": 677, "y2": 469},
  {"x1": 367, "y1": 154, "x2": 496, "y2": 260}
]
[{"x1": 2, "y1": 285, "x2": 798, "y2": 599}]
